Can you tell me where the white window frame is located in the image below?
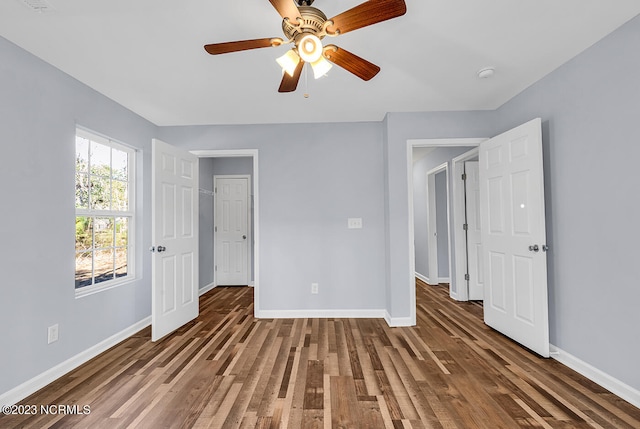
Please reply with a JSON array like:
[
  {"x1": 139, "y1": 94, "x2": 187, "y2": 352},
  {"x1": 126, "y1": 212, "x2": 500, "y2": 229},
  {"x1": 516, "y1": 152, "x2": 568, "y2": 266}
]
[{"x1": 75, "y1": 127, "x2": 136, "y2": 298}]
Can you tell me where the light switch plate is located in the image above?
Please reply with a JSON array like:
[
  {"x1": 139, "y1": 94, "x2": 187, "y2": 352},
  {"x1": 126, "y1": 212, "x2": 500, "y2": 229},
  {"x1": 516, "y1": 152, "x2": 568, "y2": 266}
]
[{"x1": 347, "y1": 218, "x2": 363, "y2": 229}]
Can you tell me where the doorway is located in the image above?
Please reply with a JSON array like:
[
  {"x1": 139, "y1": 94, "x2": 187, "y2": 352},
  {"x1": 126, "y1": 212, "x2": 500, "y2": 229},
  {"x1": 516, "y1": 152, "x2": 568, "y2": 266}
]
[
  {"x1": 407, "y1": 119, "x2": 550, "y2": 357},
  {"x1": 410, "y1": 139, "x2": 484, "y2": 303},
  {"x1": 191, "y1": 149, "x2": 260, "y2": 307}
]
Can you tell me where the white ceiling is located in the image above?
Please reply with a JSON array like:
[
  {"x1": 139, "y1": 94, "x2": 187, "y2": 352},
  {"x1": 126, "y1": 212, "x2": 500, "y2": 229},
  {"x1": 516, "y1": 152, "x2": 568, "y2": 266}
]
[{"x1": 1, "y1": 0, "x2": 639, "y2": 126}]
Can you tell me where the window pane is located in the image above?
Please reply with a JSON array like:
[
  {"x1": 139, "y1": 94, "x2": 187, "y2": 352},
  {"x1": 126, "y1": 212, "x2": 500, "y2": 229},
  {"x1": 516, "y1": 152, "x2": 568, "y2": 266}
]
[
  {"x1": 112, "y1": 180, "x2": 128, "y2": 210},
  {"x1": 115, "y1": 217, "x2": 128, "y2": 246},
  {"x1": 112, "y1": 148, "x2": 128, "y2": 181},
  {"x1": 94, "y1": 217, "x2": 114, "y2": 248},
  {"x1": 75, "y1": 216, "x2": 93, "y2": 251},
  {"x1": 75, "y1": 172, "x2": 89, "y2": 209},
  {"x1": 115, "y1": 247, "x2": 128, "y2": 279},
  {"x1": 90, "y1": 175, "x2": 111, "y2": 210},
  {"x1": 76, "y1": 137, "x2": 89, "y2": 173},
  {"x1": 90, "y1": 141, "x2": 111, "y2": 177},
  {"x1": 75, "y1": 251, "x2": 93, "y2": 288},
  {"x1": 94, "y1": 249, "x2": 115, "y2": 284}
]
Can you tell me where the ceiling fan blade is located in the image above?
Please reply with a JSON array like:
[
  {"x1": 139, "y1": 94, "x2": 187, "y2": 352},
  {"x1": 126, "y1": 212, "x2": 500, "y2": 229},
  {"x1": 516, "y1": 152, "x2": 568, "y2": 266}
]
[
  {"x1": 323, "y1": 45, "x2": 380, "y2": 81},
  {"x1": 269, "y1": 0, "x2": 302, "y2": 22},
  {"x1": 278, "y1": 59, "x2": 304, "y2": 92},
  {"x1": 204, "y1": 38, "x2": 283, "y2": 55},
  {"x1": 326, "y1": 0, "x2": 406, "y2": 35}
]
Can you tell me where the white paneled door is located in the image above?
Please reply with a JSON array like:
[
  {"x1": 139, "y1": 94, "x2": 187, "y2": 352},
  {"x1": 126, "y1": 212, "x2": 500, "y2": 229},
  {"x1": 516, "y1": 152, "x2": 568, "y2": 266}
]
[
  {"x1": 479, "y1": 118, "x2": 549, "y2": 357},
  {"x1": 151, "y1": 139, "x2": 199, "y2": 342},
  {"x1": 215, "y1": 176, "x2": 250, "y2": 285}
]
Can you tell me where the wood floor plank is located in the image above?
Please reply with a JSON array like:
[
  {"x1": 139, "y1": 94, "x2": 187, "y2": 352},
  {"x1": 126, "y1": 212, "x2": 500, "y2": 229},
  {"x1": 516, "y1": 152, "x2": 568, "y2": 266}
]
[{"x1": 2, "y1": 284, "x2": 639, "y2": 429}]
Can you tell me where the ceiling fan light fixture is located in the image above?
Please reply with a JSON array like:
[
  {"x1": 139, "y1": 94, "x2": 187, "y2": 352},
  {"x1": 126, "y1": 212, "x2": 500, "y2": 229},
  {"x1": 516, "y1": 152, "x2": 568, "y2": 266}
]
[
  {"x1": 297, "y1": 34, "x2": 323, "y2": 63},
  {"x1": 310, "y1": 56, "x2": 332, "y2": 79},
  {"x1": 276, "y1": 49, "x2": 300, "y2": 77}
]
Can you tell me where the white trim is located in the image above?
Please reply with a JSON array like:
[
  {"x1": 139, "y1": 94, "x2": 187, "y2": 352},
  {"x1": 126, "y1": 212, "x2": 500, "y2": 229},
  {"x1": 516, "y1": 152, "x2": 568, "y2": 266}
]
[
  {"x1": 199, "y1": 282, "x2": 216, "y2": 296},
  {"x1": 415, "y1": 272, "x2": 429, "y2": 284},
  {"x1": 408, "y1": 138, "x2": 486, "y2": 147},
  {"x1": 549, "y1": 344, "x2": 640, "y2": 409},
  {"x1": 190, "y1": 149, "x2": 260, "y2": 317},
  {"x1": 407, "y1": 139, "x2": 485, "y2": 319},
  {"x1": 384, "y1": 311, "x2": 414, "y2": 327},
  {"x1": 406, "y1": 144, "x2": 418, "y2": 326},
  {"x1": 437, "y1": 277, "x2": 451, "y2": 284},
  {"x1": 0, "y1": 317, "x2": 151, "y2": 406},
  {"x1": 191, "y1": 149, "x2": 257, "y2": 158},
  {"x1": 255, "y1": 309, "x2": 386, "y2": 320}
]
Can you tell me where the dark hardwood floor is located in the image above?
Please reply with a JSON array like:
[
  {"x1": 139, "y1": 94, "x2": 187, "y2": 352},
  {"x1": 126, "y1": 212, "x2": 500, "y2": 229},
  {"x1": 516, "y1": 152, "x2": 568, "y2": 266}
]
[{"x1": 2, "y1": 280, "x2": 639, "y2": 428}]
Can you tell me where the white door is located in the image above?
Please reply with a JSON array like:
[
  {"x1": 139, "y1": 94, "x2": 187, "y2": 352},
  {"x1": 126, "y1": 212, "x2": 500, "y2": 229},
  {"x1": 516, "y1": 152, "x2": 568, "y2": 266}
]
[
  {"x1": 479, "y1": 118, "x2": 549, "y2": 357},
  {"x1": 151, "y1": 139, "x2": 199, "y2": 342},
  {"x1": 214, "y1": 176, "x2": 250, "y2": 285},
  {"x1": 465, "y1": 161, "x2": 484, "y2": 300}
]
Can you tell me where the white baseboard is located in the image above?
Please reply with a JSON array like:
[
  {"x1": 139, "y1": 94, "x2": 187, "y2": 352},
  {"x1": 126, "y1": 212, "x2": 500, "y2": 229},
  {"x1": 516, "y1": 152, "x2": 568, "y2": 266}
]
[
  {"x1": 255, "y1": 309, "x2": 386, "y2": 320},
  {"x1": 384, "y1": 311, "x2": 415, "y2": 327},
  {"x1": 438, "y1": 277, "x2": 451, "y2": 284},
  {"x1": 415, "y1": 273, "x2": 440, "y2": 285},
  {"x1": 550, "y1": 344, "x2": 640, "y2": 409},
  {"x1": 199, "y1": 282, "x2": 217, "y2": 296},
  {"x1": 0, "y1": 317, "x2": 151, "y2": 407},
  {"x1": 415, "y1": 272, "x2": 429, "y2": 284}
]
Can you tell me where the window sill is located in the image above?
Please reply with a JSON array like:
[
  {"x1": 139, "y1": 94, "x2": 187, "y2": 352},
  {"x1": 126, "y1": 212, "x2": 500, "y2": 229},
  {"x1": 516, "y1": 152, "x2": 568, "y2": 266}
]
[{"x1": 75, "y1": 277, "x2": 133, "y2": 299}]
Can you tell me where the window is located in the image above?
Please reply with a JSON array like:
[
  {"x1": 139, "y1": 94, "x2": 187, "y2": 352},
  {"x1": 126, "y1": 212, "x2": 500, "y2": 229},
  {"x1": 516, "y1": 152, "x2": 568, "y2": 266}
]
[{"x1": 75, "y1": 128, "x2": 135, "y2": 295}]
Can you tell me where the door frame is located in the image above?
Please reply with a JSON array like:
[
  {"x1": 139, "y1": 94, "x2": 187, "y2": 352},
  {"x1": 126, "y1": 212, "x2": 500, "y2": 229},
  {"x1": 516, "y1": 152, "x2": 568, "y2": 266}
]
[
  {"x1": 451, "y1": 148, "x2": 480, "y2": 301},
  {"x1": 425, "y1": 162, "x2": 449, "y2": 285},
  {"x1": 213, "y1": 174, "x2": 252, "y2": 286},
  {"x1": 192, "y1": 149, "x2": 260, "y2": 314},
  {"x1": 407, "y1": 138, "x2": 486, "y2": 318}
]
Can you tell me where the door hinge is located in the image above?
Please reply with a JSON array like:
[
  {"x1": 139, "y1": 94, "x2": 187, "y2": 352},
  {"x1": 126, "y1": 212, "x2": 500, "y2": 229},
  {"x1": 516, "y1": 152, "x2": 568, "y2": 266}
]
[
  {"x1": 463, "y1": 223, "x2": 468, "y2": 231},
  {"x1": 214, "y1": 187, "x2": 217, "y2": 193},
  {"x1": 461, "y1": 173, "x2": 467, "y2": 181},
  {"x1": 214, "y1": 226, "x2": 217, "y2": 232},
  {"x1": 215, "y1": 265, "x2": 217, "y2": 272},
  {"x1": 464, "y1": 273, "x2": 470, "y2": 281}
]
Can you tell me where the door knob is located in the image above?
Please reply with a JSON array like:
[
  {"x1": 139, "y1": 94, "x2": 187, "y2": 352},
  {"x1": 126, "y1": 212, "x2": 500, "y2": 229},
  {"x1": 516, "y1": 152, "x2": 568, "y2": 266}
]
[
  {"x1": 157, "y1": 245, "x2": 166, "y2": 252},
  {"x1": 242, "y1": 235, "x2": 247, "y2": 240},
  {"x1": 528, "y1": 244, "x2": 539, "y2": 252}
]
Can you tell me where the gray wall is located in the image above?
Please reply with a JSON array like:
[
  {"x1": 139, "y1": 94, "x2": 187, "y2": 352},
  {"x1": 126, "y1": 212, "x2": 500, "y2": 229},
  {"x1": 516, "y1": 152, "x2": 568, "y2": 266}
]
[
  {"x1": 199, "y1": 157, "x2": 254, "y2": 289},
  {"x1": 158, "y1": 122, "x2": 387, "y2": 313},
  {"x1": 492, "y1": 14, "x2": 640, "y2": 390},
  {"x1": 0, "y1": 36, "x2": 156, "y2": 395},
  {"x1": 199, "y1": 158, "x2": 216, "y2": 288}
]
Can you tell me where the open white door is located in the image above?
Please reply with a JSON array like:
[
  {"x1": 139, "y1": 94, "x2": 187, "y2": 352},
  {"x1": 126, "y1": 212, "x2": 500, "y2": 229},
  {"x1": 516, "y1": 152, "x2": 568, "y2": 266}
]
[
  {"x1": 151, "y1": 139, "x2": 199, "y2": 341},
  {"x1": 465, "y1": 161, "x2": 484, "y2": 300},
  {"x1": 479, "y1": 118, "x2": 549, "y2": 357},
  {"x1": 214, "y1": 176, "x2": 250, "y2": 285}
]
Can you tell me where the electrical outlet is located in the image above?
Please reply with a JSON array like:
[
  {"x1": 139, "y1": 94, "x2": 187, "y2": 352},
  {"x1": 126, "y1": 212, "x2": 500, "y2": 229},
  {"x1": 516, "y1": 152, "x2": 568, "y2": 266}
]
[
  {"x1": 311, "y1": 283, "x2": 319, "y2": 294},
  {"x1": 47, "y1": 324, "x2": 59, "y2": 344},
  {"x1": 348, "y1": 218, "x2": 363, "y2": 229}
]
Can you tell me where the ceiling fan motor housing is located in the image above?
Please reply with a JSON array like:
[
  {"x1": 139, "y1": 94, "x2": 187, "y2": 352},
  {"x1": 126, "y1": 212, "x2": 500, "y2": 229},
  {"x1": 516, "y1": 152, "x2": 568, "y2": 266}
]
[{"x1": 282, "y1": 6, "x2": 328, "y2": 42}]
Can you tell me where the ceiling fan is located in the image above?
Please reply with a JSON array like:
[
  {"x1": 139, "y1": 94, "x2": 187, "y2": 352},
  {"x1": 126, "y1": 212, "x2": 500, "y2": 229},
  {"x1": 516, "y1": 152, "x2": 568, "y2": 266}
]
[{"x1": 204, "y1": 0, "x2": 407, "y2": 92}]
